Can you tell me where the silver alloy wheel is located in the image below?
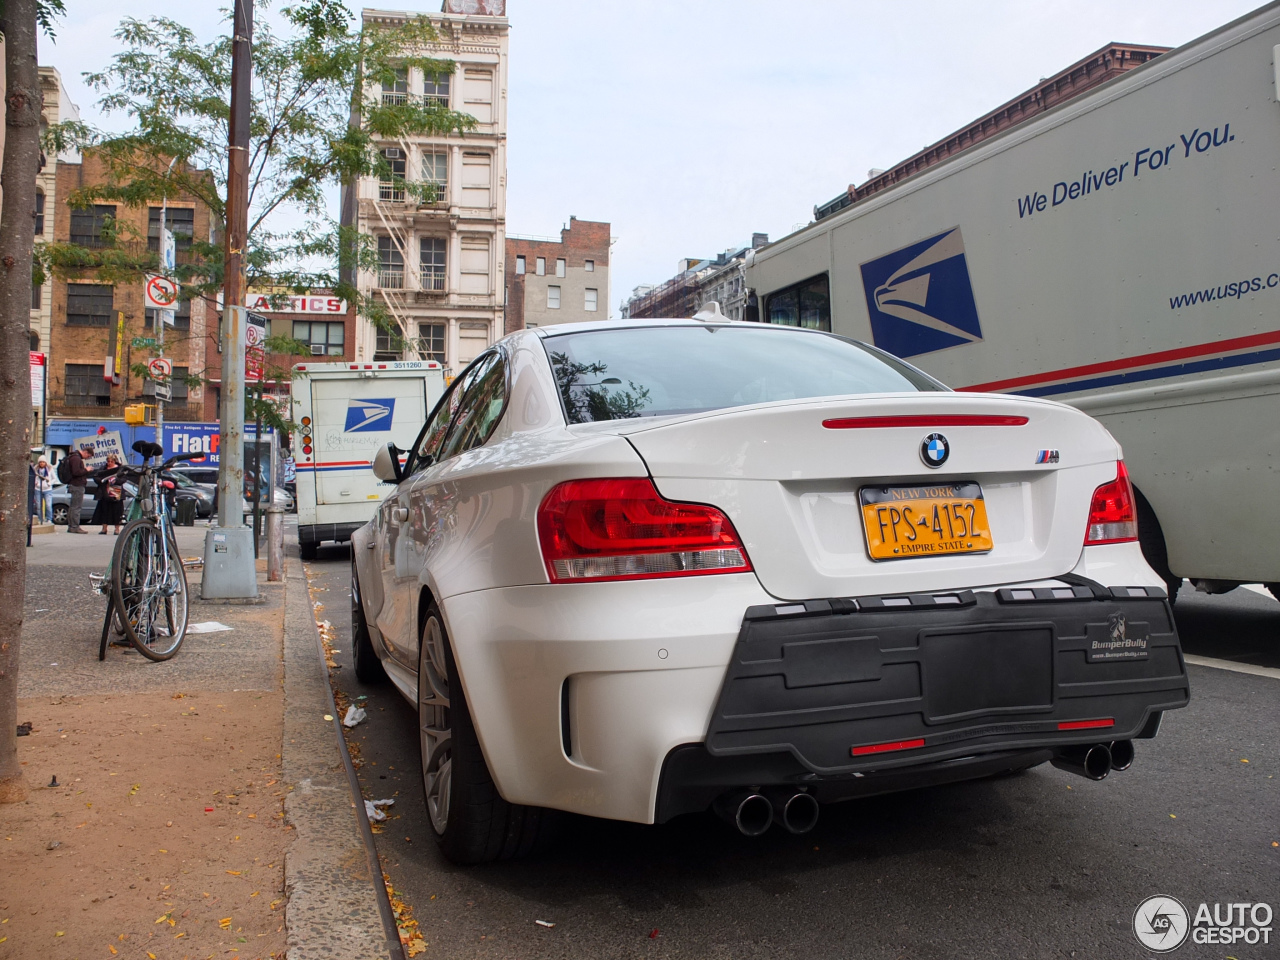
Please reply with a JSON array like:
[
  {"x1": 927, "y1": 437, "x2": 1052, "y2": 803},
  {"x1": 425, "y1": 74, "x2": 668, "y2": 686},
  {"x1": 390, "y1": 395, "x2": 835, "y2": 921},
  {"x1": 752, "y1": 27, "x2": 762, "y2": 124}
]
[{"x1": 419, "y1": 613, "x2": 452, "y2": 836}]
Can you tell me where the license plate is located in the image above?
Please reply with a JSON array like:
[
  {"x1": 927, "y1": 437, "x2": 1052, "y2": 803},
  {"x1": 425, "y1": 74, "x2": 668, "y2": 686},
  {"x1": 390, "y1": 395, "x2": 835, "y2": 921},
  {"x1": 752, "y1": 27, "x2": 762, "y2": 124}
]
[{"x1": 860, "y1": 482, "x2": 993, "y2": 561}]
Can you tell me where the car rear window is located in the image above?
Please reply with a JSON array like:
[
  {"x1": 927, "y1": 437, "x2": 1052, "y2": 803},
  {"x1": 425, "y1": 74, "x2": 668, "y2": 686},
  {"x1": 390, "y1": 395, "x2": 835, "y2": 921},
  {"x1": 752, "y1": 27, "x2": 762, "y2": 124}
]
[{"x1": 543, "y1": 325, "x2": 943, "y2": 423}]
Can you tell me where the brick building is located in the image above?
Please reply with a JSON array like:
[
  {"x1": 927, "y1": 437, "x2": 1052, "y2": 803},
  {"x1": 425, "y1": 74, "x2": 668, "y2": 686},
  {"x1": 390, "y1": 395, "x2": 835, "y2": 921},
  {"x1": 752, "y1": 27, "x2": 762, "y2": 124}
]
[
  {"x1": 238, "y1": 290, "x2": 357, "y2": 406},
  {"x1": 505, "y1": 217, "x2": 611, "y2": 330},
  {"x1": 46, "y1": 149, "x2": 217, "y2": 423}
]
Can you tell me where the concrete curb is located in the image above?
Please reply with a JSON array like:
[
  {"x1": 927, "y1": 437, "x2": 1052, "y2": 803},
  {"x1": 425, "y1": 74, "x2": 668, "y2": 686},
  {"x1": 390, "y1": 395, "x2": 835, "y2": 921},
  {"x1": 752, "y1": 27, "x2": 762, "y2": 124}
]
[{"x1": 282, "y1": 555, "x2": 401, "y2": 960}]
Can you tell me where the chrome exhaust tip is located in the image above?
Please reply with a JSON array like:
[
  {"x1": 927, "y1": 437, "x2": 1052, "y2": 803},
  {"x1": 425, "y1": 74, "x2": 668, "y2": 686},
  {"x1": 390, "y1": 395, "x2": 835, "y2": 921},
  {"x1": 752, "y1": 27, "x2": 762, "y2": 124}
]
[
  {"x1": 1108, "y1": 740, "x2": 1135, "y2": 772},
  {"x1": 1051, "y1": 743, "x2": 1113, "y2": 781},
  {"x1": 714, "y1": 791, "x2": 774, "y2": 837},
  {"x1": 779, "y1": 791, "x2": 820, "y2": 835}
]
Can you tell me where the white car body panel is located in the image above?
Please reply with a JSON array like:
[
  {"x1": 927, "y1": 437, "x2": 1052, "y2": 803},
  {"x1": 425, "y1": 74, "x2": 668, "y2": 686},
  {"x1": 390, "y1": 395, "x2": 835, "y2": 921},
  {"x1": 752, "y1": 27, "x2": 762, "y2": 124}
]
[{"x1": 351, "y1": 320, "x2": 1181, "y2": 826}]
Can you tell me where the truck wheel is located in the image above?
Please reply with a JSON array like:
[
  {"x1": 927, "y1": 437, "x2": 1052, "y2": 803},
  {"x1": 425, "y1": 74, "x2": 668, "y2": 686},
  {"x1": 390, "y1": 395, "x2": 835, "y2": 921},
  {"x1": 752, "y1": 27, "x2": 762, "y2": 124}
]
[
  {"x1": 418, "y1": 601, "x2": 558, "y2": 864},
  {"x1": 351, "y1": 559, "x2": 385, "y2": 683},
  {"x1": 1134, "y1": 489, "x2": 1181, "y2": 603},
  {"x1": 299, "y1": 540, "x2": 318, "y2": 561}
]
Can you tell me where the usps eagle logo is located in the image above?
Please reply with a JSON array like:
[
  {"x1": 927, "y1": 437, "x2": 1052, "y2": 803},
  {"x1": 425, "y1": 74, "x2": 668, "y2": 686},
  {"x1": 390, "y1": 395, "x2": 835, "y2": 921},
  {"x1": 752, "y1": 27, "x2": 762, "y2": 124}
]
[{"x1": 344, "y1": 398, "x2": 396, "y2": 433}]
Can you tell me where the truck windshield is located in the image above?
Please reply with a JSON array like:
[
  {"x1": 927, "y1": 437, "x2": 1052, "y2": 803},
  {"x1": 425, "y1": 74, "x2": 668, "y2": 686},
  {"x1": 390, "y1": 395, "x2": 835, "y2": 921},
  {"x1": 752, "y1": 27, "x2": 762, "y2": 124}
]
[{"x1": 542, "y1": 324, "x2": 944, "y2": 424}]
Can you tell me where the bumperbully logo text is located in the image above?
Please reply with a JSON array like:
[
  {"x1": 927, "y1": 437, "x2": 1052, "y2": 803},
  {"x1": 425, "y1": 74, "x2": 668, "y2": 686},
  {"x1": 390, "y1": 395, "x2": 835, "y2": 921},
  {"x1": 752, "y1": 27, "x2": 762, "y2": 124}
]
[
  {"x1": 343, "y1": 398, "x2": 396, "y2": 433},
  {"x1": 858, "y1": 227, "x2": 983, "y2": 359}
]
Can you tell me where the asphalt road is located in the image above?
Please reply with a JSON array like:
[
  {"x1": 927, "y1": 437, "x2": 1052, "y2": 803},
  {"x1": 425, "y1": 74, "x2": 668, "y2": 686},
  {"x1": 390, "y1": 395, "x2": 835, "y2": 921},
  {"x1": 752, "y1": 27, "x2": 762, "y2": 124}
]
[{"x1": 306, "y1": 544, "x2": 1279, "y2": 960}]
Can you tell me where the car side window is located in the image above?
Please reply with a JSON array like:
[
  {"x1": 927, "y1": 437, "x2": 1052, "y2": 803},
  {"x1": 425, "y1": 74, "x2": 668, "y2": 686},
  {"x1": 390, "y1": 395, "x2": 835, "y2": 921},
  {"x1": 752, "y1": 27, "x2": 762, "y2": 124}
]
[
  {"x1": 411, "y1": 367, "x2": 474, "y2": 473},
  {"x1": 437, "y1": 352, "x2": 507, "y2": 461}
]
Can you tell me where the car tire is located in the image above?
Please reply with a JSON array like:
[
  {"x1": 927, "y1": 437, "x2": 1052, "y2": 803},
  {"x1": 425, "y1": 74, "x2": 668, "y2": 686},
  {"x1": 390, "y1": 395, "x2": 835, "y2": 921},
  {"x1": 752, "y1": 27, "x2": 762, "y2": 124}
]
[
  {"x1": 52, "y1": 504, "x2": 68, "y2": 525},
  {"x1": 418, "y1": 601, "x2": 558, "y2": 864},
  {"x1": 351, "y1": 559, "x2": 386, "y2": 684},
  {"x1": 299, "y1": 541, "x2": 318, "y2": 561}
]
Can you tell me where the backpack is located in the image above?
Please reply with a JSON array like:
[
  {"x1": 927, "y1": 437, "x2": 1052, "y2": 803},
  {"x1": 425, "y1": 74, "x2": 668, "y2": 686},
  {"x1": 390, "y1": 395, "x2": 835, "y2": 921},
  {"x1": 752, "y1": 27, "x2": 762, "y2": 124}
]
[{"x1": 56, "y1": 455, "x2": 73, "y2": 485}]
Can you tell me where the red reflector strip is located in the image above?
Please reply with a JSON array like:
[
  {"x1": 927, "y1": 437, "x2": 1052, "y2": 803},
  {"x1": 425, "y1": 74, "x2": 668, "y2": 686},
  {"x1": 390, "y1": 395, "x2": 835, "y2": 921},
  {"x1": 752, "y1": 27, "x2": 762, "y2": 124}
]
[
  {"x1": 851, "y1": 738, "x2": 926, "y2": 757},
  {"x1": 1057, "y1": 718, "x2": 1115, "y2": 731},
  {"x1": 824, "y1": 415, "x2": 1029, "y2": 429}
]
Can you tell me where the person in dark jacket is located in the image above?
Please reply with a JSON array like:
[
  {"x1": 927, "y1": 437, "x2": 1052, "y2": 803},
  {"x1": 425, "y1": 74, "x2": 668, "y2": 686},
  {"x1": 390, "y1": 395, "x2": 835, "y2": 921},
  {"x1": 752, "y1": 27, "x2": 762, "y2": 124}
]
[
  {"x1": 66, "y1": 444, "x2": 92, "y2": 534},
  {"x1": 90, "y1": 453, "x2": 125, "y2": 534}
]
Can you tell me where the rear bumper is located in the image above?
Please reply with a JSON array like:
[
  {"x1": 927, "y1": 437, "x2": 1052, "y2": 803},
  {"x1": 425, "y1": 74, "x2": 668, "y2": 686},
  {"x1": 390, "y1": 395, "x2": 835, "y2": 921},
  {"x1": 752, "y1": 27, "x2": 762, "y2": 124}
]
[
  {"x1": 299, "y1": 521, "x2": 364, "y2": 546},
  {"x1": 443, "y1": 575, "x2": 1188, "y2": 825}
]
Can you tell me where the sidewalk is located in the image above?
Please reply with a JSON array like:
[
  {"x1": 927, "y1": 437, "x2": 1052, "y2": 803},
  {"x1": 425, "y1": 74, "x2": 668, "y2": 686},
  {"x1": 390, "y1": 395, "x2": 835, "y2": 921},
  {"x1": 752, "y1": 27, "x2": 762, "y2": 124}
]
[{"x1": 2, "y1": 526, "x2": 393, "y2": 960}]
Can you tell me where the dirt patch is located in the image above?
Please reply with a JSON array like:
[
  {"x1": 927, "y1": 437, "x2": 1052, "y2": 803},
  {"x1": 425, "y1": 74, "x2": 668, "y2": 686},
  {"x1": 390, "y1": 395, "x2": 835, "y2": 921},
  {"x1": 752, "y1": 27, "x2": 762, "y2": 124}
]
[{"x1": 0, "y1": 690, "x2": 287, "y2": 960}]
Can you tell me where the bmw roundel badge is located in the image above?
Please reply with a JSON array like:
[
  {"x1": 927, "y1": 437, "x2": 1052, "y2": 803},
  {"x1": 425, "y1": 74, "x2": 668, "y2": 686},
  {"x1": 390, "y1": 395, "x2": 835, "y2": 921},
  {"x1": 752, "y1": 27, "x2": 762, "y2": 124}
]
[{"x1": 921, "y1": 433, "x2": 950, "y2": 468}]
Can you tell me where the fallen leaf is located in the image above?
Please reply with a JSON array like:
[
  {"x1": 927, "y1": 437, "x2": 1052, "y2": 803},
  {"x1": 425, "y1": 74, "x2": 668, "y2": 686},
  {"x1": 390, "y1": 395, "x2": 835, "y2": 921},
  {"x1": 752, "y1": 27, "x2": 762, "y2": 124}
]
[
  {"x1": 159, "y1": 849, "x2": 167, "y2": 853},
  {"x1": 148, "y1": 953, "x2": 157, "y2": 959},
  {"x1": 535, "y1": 919, "x2": 555, "y2": 928},
  {"x1": 109, "y1": 946, "x2": 117, "y2": 955},
  {"x1": 1241, "y1": 758, "x2": 1249, "y2": 763},
  {"x1": 155, "y1": 913, "x2": 171, "y2": 924},
  {"x1": 219, "y1": 918, "x2": 232, "y2": 929},
  {"x1": 128, "y1": 784, "x2": 140, "y2": 796},
  {"x1": 649, "y1": 929, "x2": 660, "y2": 939},
  {"x1": 55, "y1": 931, "x2": 65, "y2": 937},
  {"x1": 1170, "y1": 814, "x2": 1177, "y2": 819},
  {"x1": 226, "y1": 870, "x2": 242, "y2": 876}
]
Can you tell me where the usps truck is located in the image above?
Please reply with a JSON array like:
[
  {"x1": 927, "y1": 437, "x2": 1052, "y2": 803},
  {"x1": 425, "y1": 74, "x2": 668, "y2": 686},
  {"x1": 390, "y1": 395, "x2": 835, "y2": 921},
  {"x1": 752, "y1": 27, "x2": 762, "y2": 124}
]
[
  {"x1": 292, "y1": 361, "x2": 446, "y2": 560},
  {"x1": 745, "y1": 3, "x2": 1280, "y2": 599}
]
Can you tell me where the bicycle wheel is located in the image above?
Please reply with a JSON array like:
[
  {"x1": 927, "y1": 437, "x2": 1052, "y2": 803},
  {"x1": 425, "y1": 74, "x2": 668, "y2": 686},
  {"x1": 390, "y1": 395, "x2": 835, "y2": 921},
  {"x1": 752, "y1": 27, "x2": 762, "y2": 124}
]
[{"x1": 111, "y1": 519, "x2": 188, "y2": 661}]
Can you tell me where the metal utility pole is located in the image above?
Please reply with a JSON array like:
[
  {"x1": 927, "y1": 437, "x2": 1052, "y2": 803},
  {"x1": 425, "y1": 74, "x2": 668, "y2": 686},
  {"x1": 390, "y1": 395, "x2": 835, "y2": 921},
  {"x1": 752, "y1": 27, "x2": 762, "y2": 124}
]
[
  {"x1": 154, "y1": 155, "x2": 179, "y2": 461},
  {"x1": 202, "y1": 0, "x2": 258, "y2": 599}
]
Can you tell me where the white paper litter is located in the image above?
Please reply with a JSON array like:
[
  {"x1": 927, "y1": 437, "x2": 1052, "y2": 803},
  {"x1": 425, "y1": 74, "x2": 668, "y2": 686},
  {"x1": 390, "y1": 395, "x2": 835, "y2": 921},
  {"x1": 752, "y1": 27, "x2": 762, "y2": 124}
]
[
  {"x1": 186, "y1": 621, "x2": 234, "y2": 634},
  {"x1": 364, "y1": 798, "x2": 395, "y2": 822},
  {"x1": 343, "y1": 705, "x2": 367, "y2": 728},
  {"x1": 535, "y1": 920, "x2": 556, "y2": 928}
]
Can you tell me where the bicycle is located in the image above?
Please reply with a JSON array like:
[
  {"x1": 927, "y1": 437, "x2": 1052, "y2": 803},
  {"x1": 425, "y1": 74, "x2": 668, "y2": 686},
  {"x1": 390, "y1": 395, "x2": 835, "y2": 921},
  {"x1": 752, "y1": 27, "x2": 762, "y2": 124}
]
[{"x1": 93, "y1": 440, "x2": 204, "y2": 661}]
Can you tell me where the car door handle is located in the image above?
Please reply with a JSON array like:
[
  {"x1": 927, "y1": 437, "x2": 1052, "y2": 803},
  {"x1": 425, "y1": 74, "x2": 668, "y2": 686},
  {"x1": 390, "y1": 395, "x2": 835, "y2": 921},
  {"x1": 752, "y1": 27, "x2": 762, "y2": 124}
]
[{"x1": 391, "y1": 506, "x2": 409, "y2": 524}]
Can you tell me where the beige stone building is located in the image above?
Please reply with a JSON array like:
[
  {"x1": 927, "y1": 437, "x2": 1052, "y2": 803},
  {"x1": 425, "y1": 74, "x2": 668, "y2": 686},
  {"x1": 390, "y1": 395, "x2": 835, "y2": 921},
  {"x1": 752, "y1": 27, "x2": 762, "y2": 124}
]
[{"x1": 345, "y1": 4, "x2": 509, "y2": 375}]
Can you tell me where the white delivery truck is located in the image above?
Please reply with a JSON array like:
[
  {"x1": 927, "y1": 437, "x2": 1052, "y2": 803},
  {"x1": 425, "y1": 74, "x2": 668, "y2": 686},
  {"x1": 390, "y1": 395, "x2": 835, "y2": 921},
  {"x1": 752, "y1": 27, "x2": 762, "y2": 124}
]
[
  {"x1": 745, "y1": 3, "x2": 1280, "y2": 599},
  {"x1": 292, "y1": 360, "x2": 446, "y2": 560}
]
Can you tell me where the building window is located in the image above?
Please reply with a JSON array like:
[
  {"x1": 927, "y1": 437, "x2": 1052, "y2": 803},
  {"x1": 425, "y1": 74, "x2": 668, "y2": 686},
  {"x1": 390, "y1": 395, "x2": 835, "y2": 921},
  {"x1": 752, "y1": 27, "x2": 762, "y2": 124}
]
[
  {"x1": 145, "y1": 298, "x2": 192, "y2": 332},
  {"x1": 584, "y1": 259, "x2": 594, "y2": 273},
  {"x1": 460, "y1": 152, "x2": 491, "y2": 207},
  {"x1": 32, "y1": 282, "x2": 42, "y2": 310},
  {"x1": 422, "y1": 150, "x2": 447, "y2": 203},
  {"x1": 66, "y1": 284, "x2": 114, "y2": 326},
  {"x1": 35, "y1": 191, "x2": 45, "y2": 235},
  {"x1": 535, "y1": 257, "x2": 545, "y2": 276},
  {"x1": 293, "y1": 320, "x2": 345, "y2": 357},
  {"x1": 423, "y1": 68, "x2": 451, "y2": 106},
  {"x1": 585, "y1": 288, "x2": 598, "y2": 312},
  {"x1": 515, "y1": 255, "x2": 525, "y2": 275},
  {"x1": 555, "y1": 258, "x2": 566, "y2": 278},
  {"x1": 374, "y1": 325, "x2": 403, "y2": 360},
  {"x1": 379, "y1": 147, "x2": 406, "y2": 201},
  {"x1": 64, "y1": 363, "x2": 110, "y2": 406},
  {"x1": 148, "y1": 206, "x2": 195, "y2": 251},
  {"x1": 765, "y1": 274, "x2": 831, "y2": 331},
  {"x1": 69, "y1": 205, "x2": 116, "y2": 248},
  {"x1": 547, "y1": 285, "x2": 561, "y2": 309},
  {"x1": 459, "y1": 237, "x2": 490, "y2": 295},
  {"x1": 461, "y1": 69, "x2": 493, "y2": 123},
  {"x1": 417, "y1": 322, "x2": 446, "y2": 362},
  {"x1": 420, "y1": 237, "x2": 446, "y2": 291},
  {"x1": 382, "y1": 68, "x2": 408, "y2": 105},
  {"x1": 377, "y1": 236, "x2": 404, "y2": 288}
]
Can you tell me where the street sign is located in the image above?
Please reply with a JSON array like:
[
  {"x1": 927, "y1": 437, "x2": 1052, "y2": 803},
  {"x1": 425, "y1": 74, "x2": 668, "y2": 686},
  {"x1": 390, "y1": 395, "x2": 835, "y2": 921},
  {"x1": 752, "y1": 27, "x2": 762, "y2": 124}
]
[
  {"x1": 154, "y1": 383, "x2": 173, "y2": 402},
  {"x1": 132, "y1": 336, "x2": 158, "y2": 349},
  {"x1": 245, "y1": 312, "x2": 268, "y2": 383},
  {"x1": 148, "y1": 357, "x2": 173, "y2": 379},
  {"x1": 145, "y1": 274, "x2": 180, "y2": 310},
  {"x1": 160, "y1": 227, "x2": 176, "y2": 272}
]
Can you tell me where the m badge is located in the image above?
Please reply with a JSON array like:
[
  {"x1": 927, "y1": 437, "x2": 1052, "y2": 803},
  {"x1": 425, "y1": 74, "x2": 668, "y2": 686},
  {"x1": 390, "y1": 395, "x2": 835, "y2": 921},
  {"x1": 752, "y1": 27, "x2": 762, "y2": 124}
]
[
  {"x1": 344, "y1": 398, "x2": 396, "y2": 433},
  {"x1": 858, "y1": 226, "x2": 983, "y2": 358}
]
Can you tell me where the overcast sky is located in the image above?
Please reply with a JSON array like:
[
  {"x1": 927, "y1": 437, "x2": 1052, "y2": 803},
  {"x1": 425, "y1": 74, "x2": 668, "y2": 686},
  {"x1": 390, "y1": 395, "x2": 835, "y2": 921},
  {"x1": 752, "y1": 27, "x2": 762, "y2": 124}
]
[{"x1": 46, "y1": 0, "x2": 1262, "y2": 315}]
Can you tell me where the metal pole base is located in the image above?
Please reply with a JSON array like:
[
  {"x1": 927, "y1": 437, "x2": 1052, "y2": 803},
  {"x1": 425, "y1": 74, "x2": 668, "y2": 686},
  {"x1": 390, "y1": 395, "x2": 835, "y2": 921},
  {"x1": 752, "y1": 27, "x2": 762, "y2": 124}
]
[{"x1": 200, "y1": 526, "x2": 259, "y2": 599}]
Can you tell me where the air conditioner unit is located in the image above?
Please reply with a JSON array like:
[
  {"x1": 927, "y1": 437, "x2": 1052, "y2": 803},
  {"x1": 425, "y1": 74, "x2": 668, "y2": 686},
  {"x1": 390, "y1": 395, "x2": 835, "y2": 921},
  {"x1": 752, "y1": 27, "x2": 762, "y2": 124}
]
[{"x1": 310, "y1": 344, "x2": 325, "y2": 355}]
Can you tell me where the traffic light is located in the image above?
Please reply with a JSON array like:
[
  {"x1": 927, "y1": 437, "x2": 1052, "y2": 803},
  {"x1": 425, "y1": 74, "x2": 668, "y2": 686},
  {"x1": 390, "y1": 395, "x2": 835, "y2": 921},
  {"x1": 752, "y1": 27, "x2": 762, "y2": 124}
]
[{"x1": 124, "y1": 403, "x2": 156, "y2": 425}]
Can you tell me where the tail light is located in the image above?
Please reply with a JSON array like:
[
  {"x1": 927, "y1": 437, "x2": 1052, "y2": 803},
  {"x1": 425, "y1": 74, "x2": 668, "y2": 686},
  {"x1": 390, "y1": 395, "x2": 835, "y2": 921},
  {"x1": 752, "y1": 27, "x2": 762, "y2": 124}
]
[
  {"x1": 537, "y1": 478, "x2": 752, "y2": 582},
  {"x1": 1085, "y1": 461, "x2": 1138, "y2": 545}
]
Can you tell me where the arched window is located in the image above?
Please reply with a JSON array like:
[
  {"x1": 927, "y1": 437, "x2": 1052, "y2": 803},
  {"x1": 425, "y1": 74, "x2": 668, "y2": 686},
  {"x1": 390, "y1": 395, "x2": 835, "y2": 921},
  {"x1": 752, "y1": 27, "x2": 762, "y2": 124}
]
[{"x1": 35, "y1": 190, "x2": 45, "y2": 235}]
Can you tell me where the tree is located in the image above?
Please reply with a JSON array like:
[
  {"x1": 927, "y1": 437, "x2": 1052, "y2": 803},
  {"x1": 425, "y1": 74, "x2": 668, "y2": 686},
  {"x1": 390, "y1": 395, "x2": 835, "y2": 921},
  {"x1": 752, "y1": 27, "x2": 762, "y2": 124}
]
[
  {"x1": 44, "y1": 0, "x2": 477, "y2": 356},
  {"x1": 0, "y1": 0, "x2": 65, "y2": 804}
]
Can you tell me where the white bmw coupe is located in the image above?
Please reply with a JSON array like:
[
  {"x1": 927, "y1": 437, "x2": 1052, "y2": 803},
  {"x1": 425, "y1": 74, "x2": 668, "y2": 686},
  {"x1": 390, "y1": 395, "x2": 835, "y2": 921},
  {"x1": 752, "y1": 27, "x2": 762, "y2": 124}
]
[{"x1": 350, "y1": 315, "x2": 1189, "y2": 863}]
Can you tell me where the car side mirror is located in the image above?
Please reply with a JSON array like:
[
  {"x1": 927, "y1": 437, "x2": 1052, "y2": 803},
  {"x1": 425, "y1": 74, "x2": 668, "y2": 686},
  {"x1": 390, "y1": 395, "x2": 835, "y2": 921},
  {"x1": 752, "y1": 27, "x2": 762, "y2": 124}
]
[{"x1": 371, "y1": 442, "x2": 402, "y2": 483}]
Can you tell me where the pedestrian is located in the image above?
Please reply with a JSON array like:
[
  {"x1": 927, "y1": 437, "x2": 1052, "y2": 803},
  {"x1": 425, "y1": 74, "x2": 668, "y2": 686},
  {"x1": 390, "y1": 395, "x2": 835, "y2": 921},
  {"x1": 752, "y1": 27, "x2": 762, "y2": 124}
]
[
  {"x1": 34, "y1": 455, "x2": 54, "y2": 524},
  {"x1": 91, "y1": 453, "x2": 125, "y2": 535},
  {"x1": 65, "y1": 443, "x2": 92, "y2": 534}
]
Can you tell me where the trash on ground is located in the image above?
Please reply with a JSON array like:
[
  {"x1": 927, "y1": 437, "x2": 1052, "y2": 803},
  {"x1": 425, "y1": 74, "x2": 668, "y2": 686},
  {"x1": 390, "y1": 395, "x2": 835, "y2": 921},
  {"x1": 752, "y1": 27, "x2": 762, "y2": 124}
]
[
  {"x1": 535, "y1": 919, "x2": 555, "y2": 928},
  {"x1": 365, "y1": 798, "x2": 395, "y2": 822},
  {"x1": 343, "y1": 706, "x2": 367, "y2": 728},
  {"x1": 16, "y1": 722, "x2": 32, "y2": 737},
  {"x1": 186, "y1": 621, "x2": 234, "y2": 634},
  {"x1": 182, "y1": 556, "x2": 204, "y2": 570}
]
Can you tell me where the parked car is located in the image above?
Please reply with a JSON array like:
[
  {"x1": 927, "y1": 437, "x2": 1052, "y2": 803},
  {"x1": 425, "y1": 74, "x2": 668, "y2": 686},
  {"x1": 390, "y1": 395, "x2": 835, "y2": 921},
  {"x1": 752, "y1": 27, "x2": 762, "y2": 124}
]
[
  {"x1": 162, "y1": 470, "x2": 215, "y2": 517},
  {"x1": 51, "y1": 473, "x2": 211, "y2": 523},
  {"x1": 169, "y1": 465, "x2": 293, "y2": 513},
  {"x1": 351, "y1": 317, "x2": 1190, "y2": 864}
]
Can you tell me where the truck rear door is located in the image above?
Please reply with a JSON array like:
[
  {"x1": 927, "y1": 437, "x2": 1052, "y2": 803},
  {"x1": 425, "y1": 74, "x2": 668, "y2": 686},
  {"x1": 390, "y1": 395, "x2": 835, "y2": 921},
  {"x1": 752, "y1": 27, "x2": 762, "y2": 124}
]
[{"x1": 310, "y1": 375, "x2": 428, "y2": 507}]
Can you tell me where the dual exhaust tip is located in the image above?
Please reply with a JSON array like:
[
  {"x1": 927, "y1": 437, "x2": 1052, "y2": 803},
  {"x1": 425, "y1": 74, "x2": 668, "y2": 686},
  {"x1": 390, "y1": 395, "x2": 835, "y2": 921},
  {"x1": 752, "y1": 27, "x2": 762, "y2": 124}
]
[
  {"x1": 1050, "y1": 740, "x2": 1135, "y2": 781},
  {"x1": 715, "y1": 788, "x2": 820, "y2": 837}
]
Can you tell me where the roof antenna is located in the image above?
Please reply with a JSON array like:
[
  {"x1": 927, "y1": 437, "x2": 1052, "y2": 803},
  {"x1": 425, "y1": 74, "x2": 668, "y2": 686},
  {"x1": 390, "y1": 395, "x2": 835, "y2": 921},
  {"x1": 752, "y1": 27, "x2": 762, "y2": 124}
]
[{"x1": 692, "y1": 301, "x2": 727, "y2": 322}]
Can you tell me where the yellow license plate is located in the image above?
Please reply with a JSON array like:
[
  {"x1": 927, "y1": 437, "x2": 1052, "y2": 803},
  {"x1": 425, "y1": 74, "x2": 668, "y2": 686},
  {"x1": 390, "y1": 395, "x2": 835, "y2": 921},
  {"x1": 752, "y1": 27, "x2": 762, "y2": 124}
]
[{"x1": 860, "y1": 482, "x2": 994, "y2": 561}]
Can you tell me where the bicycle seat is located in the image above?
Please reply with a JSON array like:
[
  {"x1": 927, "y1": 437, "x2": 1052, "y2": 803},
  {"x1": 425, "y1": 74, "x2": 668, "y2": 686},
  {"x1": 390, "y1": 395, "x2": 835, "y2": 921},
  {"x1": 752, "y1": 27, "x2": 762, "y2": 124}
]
[{"x1": 132, "y1": 440, "x2": 165, "y2": 458}]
